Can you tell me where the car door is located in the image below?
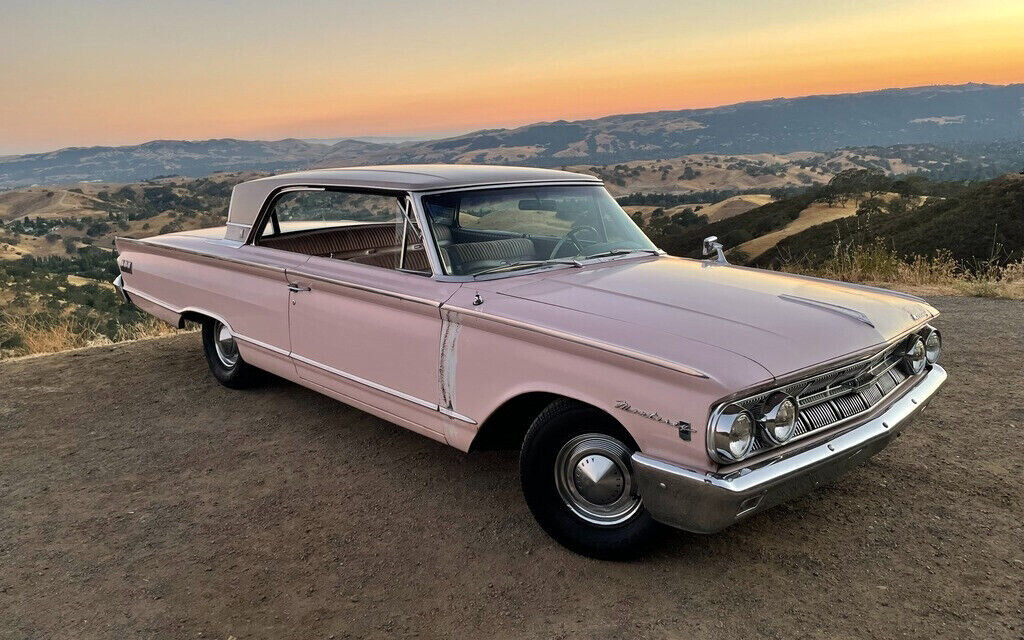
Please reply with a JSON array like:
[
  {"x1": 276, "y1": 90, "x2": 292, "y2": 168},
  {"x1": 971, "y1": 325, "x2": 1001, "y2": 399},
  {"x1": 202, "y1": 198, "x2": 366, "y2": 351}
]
[{"x1": 275, "y1": 190, "x2": 461, "y2": 438}]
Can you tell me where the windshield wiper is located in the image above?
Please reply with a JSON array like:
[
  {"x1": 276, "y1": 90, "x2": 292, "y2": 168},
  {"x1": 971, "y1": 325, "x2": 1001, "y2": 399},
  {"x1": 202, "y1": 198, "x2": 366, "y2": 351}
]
[
  {"x1": 472, "y1": 259, "x2": 582, "y2": 278},
  {"x1": 584, "y1": 248, "x2": 661, "y2": 260}
]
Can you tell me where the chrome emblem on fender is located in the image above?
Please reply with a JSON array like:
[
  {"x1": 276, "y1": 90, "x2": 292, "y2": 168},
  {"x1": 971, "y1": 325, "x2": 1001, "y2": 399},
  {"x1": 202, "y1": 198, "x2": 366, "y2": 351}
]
[{"x1": 615, "y1": 401, "x2": 693, "y2": 441}]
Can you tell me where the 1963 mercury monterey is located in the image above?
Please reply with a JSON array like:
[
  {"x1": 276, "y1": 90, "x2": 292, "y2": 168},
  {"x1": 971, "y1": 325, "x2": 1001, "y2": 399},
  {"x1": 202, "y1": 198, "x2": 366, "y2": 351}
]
[{"x1": 113, "y1": 165, "x2": 946, "y2": 557}]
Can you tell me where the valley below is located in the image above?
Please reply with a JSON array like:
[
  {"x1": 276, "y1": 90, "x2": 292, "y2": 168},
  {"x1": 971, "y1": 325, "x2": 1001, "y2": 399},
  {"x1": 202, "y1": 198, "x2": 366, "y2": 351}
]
[{"x1": 2, "y1": 83, "x2": 1023, "y2": 360}]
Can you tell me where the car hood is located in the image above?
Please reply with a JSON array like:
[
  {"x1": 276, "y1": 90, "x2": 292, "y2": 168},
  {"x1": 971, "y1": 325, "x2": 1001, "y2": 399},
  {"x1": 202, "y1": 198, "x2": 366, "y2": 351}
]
[{"x1": 489, "y1": 256, "x2": 937, "y2": 377}]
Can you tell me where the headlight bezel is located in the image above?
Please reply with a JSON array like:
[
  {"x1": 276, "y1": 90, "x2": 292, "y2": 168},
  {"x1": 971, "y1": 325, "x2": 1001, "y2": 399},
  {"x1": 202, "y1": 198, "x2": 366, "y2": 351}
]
[
  {"x1": 709, "y1": 403, "x2": 756, "y2": 462},
  {"x1": 902, "y1": 336, "x2": 927, "y2": 375},
  {"x1": 923, "y1": 327, "x2": 941, "y2": 363},
  {"x1": 758, "y1": 393, "x2": 799, "y2": 446}
]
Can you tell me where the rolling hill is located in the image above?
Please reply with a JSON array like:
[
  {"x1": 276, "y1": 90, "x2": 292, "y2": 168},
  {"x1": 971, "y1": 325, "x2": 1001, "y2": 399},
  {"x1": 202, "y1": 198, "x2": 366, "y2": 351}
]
[
  {"x1": 2, "y1": 83, "x2": 1023, "y2": 188},
  {"x1": 334, "y1": 84, "x2": 1024, "y2": 168},
  {"x1": 756, "y1": 174, "x2": 1024, "y2": 268},
  {"x1": 0, "y1": 139, "x2": 378, "y2": 188}
]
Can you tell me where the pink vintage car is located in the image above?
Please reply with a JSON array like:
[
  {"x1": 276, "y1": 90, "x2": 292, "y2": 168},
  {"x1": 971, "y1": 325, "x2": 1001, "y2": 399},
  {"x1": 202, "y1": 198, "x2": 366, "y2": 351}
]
[{"x1": 113, "y1": 165, "x2": 946, "y2": 557}]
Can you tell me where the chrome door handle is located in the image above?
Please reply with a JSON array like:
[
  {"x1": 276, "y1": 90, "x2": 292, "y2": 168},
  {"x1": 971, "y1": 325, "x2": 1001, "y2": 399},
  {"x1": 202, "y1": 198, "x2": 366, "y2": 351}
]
[{"x1": 287, "y1": 283, "x2": 311, "y2": 292}]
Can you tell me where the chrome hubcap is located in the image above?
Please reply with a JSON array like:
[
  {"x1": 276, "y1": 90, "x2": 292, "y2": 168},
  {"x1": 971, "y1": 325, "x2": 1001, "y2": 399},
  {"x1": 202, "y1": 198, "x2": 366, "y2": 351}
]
[
  {"x1": 213, "y1": 321, "x2": 239, "y2": 368},
  {"x1": 554, "y1": 434, "x2": 641, "y2": 526}
]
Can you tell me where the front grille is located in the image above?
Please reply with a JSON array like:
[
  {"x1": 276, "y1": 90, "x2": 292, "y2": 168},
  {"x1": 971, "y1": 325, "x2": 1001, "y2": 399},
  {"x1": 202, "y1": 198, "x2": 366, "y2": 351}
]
[{"x1": 743, "y1": 340, "x2": 915, "y2": 453}]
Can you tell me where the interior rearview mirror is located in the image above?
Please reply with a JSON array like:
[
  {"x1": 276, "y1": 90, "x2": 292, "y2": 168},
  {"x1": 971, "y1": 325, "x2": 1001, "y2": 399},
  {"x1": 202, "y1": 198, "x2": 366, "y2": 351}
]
[{"x1": 518, "y1": 199, "x2": 558, "y2": 212}]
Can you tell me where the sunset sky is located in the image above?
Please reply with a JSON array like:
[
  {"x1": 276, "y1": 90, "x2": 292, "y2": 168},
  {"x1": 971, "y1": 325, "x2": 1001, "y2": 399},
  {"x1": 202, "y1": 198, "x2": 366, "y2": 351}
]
[{"x1": 2, "y1": 0, "x2": 1023, "y2": 155}]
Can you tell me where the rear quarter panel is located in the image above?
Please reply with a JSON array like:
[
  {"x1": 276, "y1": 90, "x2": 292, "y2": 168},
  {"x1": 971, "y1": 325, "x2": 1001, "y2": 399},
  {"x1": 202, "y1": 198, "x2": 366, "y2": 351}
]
[{"x1": 114, "y1": 234, "x2": 306, "y2": 376}]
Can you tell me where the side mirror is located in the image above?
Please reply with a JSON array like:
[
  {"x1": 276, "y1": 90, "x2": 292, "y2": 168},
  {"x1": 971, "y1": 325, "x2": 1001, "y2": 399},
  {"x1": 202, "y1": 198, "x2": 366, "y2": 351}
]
[{"x1": 702, "y1": 236, "x2": 728, "y2": 263}]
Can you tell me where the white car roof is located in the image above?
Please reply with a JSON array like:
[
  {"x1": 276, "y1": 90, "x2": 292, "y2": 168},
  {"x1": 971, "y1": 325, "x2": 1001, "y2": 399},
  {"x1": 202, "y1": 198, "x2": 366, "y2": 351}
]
[{"x1": 226, "y1": 164, "x2": 601, "y2": 228}]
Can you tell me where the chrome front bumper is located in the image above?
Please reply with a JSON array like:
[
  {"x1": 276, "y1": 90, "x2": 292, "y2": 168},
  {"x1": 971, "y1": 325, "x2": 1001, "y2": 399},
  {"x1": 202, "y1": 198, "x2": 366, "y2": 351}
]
[{"x1": 631, "y1": 364, "x2": 947, "y2": 534}]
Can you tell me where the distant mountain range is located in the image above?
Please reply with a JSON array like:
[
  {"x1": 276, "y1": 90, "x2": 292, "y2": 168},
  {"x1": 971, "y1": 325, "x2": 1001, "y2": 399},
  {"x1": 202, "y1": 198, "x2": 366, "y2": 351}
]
[{"x1": 1, "y1": 83, "x2": 1022, "y2": 188}]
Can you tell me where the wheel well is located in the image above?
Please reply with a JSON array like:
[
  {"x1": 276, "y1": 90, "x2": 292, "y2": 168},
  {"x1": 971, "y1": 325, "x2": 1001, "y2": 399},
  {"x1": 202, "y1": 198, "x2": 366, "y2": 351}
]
[
  {"x1": 468, "y1": 393, "x2": 634, "y2": 452},
  {"x1": 178, "y1": 311, "x2": 212, "y2": 329}
]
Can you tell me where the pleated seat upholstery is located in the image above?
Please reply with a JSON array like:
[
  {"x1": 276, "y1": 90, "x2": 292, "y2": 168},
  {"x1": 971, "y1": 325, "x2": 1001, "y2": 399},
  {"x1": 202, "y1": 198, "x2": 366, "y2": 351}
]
[
  {"x1": 261, "y1": 224, "x2": 398, "y2": 257},
  {"x1": 442, "y1": 237, "x2": 536, "y2": 274},
  {"x1": 260, "y1": 222, "x2": 535, "y2": 275}
]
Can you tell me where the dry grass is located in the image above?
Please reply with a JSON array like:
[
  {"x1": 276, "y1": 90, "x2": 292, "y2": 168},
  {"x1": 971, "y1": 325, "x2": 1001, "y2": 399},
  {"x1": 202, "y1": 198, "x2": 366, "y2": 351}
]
[
  {"x1": 735, "y1": 199, "x2": 861, "y2": 259},
  {"x1": 0, "y1": 312, "x2": 182, "y2": 360},
  {"x1": 777, "y1": 240, "x2": 1024, "y2": 299}
]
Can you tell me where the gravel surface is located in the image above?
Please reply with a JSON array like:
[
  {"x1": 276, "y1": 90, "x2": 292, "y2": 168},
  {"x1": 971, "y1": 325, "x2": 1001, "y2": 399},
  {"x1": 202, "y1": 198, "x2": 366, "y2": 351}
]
[{"x1": 1, "y1": 296, "x2": 1021, "y2": 639}]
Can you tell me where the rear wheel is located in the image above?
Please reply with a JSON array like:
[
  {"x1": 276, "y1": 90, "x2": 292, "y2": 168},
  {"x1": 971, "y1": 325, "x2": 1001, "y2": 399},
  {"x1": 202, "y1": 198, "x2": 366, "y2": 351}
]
[
  {"x1": 201, "y1": 318, "x2": 262, "y2": 388},
  {"x1": 520, "y1": 399, "x2": 661, "y2": 558}
]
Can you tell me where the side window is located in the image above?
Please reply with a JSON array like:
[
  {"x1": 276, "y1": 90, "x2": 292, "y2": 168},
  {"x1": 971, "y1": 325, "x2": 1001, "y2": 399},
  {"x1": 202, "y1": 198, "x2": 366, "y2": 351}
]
[
  {"x1": 260, "y1": 190, "x2": 398, "y2": 237},
  {"x1": 257, "y1": 189, "x2": 429, "y2": 274}
]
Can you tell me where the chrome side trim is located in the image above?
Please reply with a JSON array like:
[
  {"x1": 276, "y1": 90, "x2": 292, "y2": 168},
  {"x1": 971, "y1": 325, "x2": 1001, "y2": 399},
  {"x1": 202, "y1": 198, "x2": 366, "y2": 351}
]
[
  {"x1": 123, "y1": 286, "x2": 242, "y2": 339},
  {"x1": 292, "y1": 351, "x2": 478, "y2": 423},
  {"x1": 634, "y1": 364, "x2": 947, "y2": 533},
  {"x1": 233, "y1": 332, "x2": 290, "y2": 357},
  {"x1": 115, "y1": 236, "x2": 287, "y2": 274},
  {"x1": 286, "y1": 270, "x2": 439, "y2": 308},
  {"x1": 121, "y1": 284, "x2": 185, "y2": 319},
  {"x1": 448, "y1": 305, "x2": 710, "y2": 379},
  {"x1": 119, "y1": 270, "x2": 475, "y2": 424},
  {"x1": 439, "y1": 406, "x2": 477, "y2": 424},
  {"x1": 291, "y1": 352, "x2": 438, "y2": 411}
]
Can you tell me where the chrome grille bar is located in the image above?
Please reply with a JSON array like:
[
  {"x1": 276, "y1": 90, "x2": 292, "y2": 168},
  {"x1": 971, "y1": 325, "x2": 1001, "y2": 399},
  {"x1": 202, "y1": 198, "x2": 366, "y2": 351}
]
[{"x1": 748, "y1": 337, "x2": 918, "y2": 453}]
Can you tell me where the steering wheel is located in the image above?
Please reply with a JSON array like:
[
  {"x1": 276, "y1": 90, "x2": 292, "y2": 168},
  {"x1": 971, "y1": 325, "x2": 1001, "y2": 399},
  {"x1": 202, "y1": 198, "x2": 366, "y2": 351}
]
[{"x1": 549, "y1": 225, "x2": 600, "y2": 259}]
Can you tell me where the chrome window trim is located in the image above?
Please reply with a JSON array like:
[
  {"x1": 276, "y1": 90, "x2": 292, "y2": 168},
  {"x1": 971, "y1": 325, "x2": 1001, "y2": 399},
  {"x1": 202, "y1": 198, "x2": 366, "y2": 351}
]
[
  {"x1": 412, "y1": 182, "x2": 663, "y2": 283},
  {"x1": 409, "y1": 179, "x2": 602, "y2": 196},
  {"x1": 408, "y1": 192, "x2": 446, "y2": 277},
  {"x1": 245, "y1": 185, "x2": 441, "y2": 277}
]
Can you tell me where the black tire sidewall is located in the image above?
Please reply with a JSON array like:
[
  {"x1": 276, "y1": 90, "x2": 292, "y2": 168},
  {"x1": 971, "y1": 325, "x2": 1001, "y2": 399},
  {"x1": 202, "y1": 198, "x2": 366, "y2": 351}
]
[
  {"x1": 201, "y1": 320, "x2": 257, "y2": 388},
  {"x1": 520, "y1": 400, "x2": 659, "y2": 559}
]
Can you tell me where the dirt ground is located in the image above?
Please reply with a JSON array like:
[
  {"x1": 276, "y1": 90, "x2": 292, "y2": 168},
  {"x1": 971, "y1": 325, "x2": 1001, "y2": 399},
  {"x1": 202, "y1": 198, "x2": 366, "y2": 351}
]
[{"x1": 1, "y1": 296, "x2": 1021, "y2": 639}]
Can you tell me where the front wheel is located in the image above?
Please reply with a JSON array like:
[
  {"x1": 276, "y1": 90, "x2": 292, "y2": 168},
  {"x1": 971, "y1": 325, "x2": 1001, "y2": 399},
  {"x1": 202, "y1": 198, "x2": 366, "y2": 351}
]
[
  {"x1": 201, "y1": 318, "x2": 262, "y2": 389},
  {"x1": 520, "y1": 399, "x2": 662, "y2": 558}
]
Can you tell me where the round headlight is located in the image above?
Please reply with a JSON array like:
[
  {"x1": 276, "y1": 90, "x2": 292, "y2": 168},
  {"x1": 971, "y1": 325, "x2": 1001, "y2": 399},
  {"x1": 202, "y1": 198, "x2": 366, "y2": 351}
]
[
  {"x1": 902, "y1": 337, "x2": 927, "y2": 375},
  {"x1": 759, "y1": 394, "x2": 798, "y2": 445},
  {"x1": 712, "y1": 404, "x2": 755, "y2": 461},
  {"x1": 924, "y1": 328, "x2": 941, "y2": 363}
]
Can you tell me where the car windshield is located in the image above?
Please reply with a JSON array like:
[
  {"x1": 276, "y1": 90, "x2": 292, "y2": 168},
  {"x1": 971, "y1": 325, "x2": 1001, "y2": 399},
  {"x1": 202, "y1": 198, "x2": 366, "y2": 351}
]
[{"x1": 421, "y1": 185, "x2": 658, "y2": 277}]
